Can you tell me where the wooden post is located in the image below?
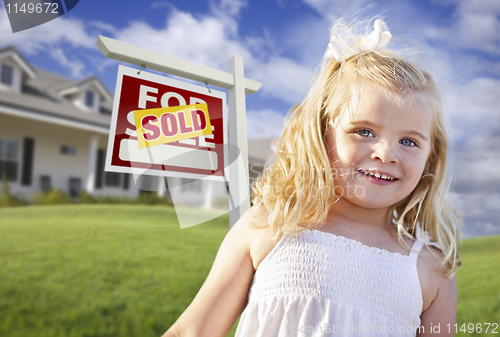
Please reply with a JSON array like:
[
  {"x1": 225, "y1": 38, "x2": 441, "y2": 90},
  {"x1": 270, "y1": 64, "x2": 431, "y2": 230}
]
[{"x1": 228, "y1": 55, "x2": 250, "y2": 227}]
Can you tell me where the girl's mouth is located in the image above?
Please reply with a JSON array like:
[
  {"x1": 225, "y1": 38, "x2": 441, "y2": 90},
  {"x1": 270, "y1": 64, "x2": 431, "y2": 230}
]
[{"x1": 357, "y1": 169, "x2": 399, "y2": 183}]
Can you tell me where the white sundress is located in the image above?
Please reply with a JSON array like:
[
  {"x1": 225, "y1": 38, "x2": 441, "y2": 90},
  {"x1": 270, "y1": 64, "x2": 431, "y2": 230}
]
[{"x1": 235, "y1": 228, "x2": 428, "y2": 337}]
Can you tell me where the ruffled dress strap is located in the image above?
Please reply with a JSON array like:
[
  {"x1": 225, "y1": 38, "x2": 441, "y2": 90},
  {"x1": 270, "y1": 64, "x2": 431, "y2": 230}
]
[
  {"x1": 409, "y1": 224, "x2": 441, "y2": 262},
  {"x1": 408, "y1": 225, "x2": 426, "y2": 260}
]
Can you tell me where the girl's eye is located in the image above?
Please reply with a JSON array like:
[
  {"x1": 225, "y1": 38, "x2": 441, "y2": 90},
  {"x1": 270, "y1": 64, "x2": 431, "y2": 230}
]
[
  {"x1": 400, "y1": 138, "x2": 417, "y2": 147},
  {"x1": 357, "y1": 129, "x2": 374, "y2": 138}
]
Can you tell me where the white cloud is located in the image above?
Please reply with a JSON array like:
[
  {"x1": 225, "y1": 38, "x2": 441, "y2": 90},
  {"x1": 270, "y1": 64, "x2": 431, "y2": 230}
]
[
  {"x1": 0, "y1": 8, "x2": 95, "y2": 54},
  {"x1": 111, "y1": 3, "x2": 314, "y2": 105},
  {"x1": 0, "y1": 8, "x2": 95, "y2": 79},
  {"x1": 248, "y1": 56, "x2": 314, "y2": 104},
  {"x1": 216, "y1": 0, "x2": 248, "y2": 17},
  {"x1": 443, "y1": 75, "x2": 500, "y2": 197},
  {"x1": 469, "y1": 58, "x2": 500, "y2": 77},
  {"x1": 452, "y1": 151, "x2": 500, "y2": 192},
  {"x1": 49, "y1": 48, "x2": 85, "y2": 78},
  {"x1": 483, "y1": 222, "x2": 500, "y2": 236},
  {"x1": 450, "y1": 192, "x2": 500, "y2": 237},
  {"x1": 424, "y1": 0, "x2": 500, "y2": 54},
  {"x1": 88, "y1": 21, "x2": 118, "y2": 36},
  {"x1": 447, "y1": 77, "x2": 500, "y2": 119},
  {"x1": 113, "y1": 10, "x2": 247, "y2": 72},
  {"x1": 443, "y1": 77, "x2": 500, "y2": 146},
  {"x1": 455, "y1": 13, "x2": 500, "y2": 54},
  {"x1": 246, "y1": 108, "x2": 286, "y2": 139},
  {"x1": 458, "y1": 0, "x2": 500, "y2": 17}
]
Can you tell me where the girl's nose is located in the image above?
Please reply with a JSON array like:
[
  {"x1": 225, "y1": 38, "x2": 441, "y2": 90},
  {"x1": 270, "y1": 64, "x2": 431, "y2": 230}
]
[{"x1": 371, "y1": 141, "x2": 398, "y2": 164}]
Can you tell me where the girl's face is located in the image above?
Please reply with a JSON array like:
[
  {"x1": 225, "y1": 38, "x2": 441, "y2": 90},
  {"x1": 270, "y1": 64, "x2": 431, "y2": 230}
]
[{"x1": 325, "y1": 82, "x2": 433, "y2": 210}]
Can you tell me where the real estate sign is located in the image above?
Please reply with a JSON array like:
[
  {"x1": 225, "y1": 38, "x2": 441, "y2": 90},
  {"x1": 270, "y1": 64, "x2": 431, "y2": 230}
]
[{"x1": 105, "y1": 65, "x2": 227, "y2": 181}]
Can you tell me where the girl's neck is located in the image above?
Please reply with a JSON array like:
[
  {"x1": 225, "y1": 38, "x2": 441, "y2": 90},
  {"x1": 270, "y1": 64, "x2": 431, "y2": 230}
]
[{"x1": 326, "y1": 197, "x2": 391, "y2": 230}]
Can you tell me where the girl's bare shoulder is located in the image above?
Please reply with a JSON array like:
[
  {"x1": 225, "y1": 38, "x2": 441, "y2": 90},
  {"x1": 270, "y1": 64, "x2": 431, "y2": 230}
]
[
  {"x1": 417, "y1": 245, "x2": 456, "y2": 313},
  {"x1": 233, "y1": 202, "x2": 281, "y2": 271},
  {"x1": 417, "y1": 245, "x2": 457, "y2": 333}
]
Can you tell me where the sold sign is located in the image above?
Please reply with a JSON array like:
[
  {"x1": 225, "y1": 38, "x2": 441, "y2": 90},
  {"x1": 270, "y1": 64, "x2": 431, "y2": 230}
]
[
  {"x1": 105, "y1": 65, "x2": 226, "y2": 181},
  {"x1": 134, "y1": 103, "x2": 212, "y2": 149}
]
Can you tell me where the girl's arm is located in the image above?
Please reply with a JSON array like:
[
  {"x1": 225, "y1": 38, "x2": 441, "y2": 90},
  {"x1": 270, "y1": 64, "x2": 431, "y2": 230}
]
[
  {"x1": 162, "y1": 205, "x2": 265, "y2": 337},
  {"x1": 418, "y1": 248, "x2": 458, "y2": 337}
]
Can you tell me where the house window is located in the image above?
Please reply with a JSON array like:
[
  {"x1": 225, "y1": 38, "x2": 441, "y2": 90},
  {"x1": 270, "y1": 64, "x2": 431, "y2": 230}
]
[
  {"x1": 60, "y1": 145, "x2": 77, "y2": 155},
  {"x1": 104, "y1": 171, "x2": 121, "y2": 187},
  {"x1": 1, "y1": 64, "x2": 13, "y2": 86},
  {"x1": 0, "y1": 138, "x2": 19, "y2": 181},
  {"x1": 85, "y1": 90, "x2": 94, "y2": 108},
  {"x1": 68, "y1": 177, "x2": 82, "y2": 198},
  {"x1": 40, "y1": 175, "x2": 51, "y2": 192}
]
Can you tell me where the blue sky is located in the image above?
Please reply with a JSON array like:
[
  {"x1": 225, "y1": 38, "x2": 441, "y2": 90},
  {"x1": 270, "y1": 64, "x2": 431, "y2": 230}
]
[{"x1": 1, "y1": 0, "x2": 499, "y2": 237}]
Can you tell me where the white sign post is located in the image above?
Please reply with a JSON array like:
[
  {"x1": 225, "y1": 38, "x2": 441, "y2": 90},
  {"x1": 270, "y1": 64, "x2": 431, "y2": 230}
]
[{"x1": 96, "y1": 36, "x2": 262, "y2": 227}]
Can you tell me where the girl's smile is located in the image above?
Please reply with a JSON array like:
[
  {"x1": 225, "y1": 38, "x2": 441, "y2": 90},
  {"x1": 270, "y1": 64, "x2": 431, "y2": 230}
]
[
  {"x1": 356, "y1": 169, "x2": 399, "y2": 186},
  {"x1": 326, "y1": 81, "x2": 433, "y2": 211}
]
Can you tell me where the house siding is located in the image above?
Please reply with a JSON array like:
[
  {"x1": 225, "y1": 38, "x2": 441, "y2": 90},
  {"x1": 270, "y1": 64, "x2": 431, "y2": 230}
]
[{"x1": 0, "y1": 114, "x2": 140, "y2": 200}]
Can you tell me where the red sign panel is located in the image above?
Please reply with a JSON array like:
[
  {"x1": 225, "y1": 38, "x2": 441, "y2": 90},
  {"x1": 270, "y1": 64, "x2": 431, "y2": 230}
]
[{"x1": 105, "y1": 65, "x2": 227, "y2": 180}]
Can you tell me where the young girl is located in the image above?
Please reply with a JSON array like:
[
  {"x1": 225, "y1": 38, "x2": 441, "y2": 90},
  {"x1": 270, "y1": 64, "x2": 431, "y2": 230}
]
[{"x1": 163, "y1": 17, "x2": 461, "y2": 337}]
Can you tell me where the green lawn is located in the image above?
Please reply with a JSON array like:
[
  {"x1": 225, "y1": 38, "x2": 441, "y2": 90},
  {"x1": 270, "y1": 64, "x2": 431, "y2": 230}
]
[
  {"x1": 0, "y1": 205, "x2": 498, "y2": 336},
  {"x1": 0, "y1": 205, "x2": 236, "y2": 337},
  {"x1": 456, "y1": 235, "x2": 500, "y2": 336}
]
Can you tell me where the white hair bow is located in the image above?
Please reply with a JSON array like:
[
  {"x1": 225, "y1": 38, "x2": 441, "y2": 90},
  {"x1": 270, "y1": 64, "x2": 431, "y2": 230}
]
[{"x1": 324, "y1": 19, "x2": 392, "y2": 62}]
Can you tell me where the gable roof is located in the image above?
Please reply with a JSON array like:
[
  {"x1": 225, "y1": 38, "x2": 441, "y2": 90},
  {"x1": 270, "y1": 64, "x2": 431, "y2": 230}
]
[
  {"x1": 59, "y1": 75, "x2": 112, "y2": 101},
  {"x1": 0, "y1": 46, "x2": 113, "y2": 130},
  {"x1": 0, "y1": 46, "x2": 36, "y2": 79}
]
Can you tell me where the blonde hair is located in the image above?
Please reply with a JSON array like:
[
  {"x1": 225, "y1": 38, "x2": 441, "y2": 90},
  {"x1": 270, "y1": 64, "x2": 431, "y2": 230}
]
[{"x1": 252, "y1": 20, "x2": 461, "y2": 277}]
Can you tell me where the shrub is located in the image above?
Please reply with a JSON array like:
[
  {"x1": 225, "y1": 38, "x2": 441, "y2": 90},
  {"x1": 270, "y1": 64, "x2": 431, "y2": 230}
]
[
  {"x1": 133, "y1": 192, "x2": 172, "y2": 206},
  {"x1": 77, "y1": 190, "x2": 98, "y2": 204},
  {"x1": 27, "y1": 186, "x2": 174, "y2": 207},
  {"x1": 96, "y1": 195, "x2": 123, "y2": 204},
  {"x1": 0, "y1": 174, "x2": 26, "y2": 207},
  {"x1": 32, "y1": 189, "x2": 72, "y2": 205}
]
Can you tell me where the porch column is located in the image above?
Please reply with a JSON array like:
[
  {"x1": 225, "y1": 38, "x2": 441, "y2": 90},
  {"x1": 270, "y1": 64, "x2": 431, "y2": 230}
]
[
  {"x1": 203, "y1": 180, "x2": 214, "y2": 209},
  {"x1": 86, "y1": 135, "x2": 98, "y2": 193},
  {"x1": 157, "y1": 176, "x2": 165, "y2": 197}
]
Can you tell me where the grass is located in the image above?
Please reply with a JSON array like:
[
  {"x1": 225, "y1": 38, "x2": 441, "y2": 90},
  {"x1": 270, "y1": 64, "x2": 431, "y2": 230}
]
[
  {"x1": 0, "y1": 205, "x2": 498, "y2": 336},
  {"x1": 455, "y1": 235, "x2": 500, "y2": 336},
  {"x1": 0, "y1": 205, "x2": 236, "y2": 337}
]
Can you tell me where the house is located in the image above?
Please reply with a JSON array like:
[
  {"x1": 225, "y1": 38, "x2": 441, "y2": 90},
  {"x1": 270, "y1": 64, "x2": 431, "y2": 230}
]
[{"x1": 0, "y1": 46, "x2": 273, "y2": 206}]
